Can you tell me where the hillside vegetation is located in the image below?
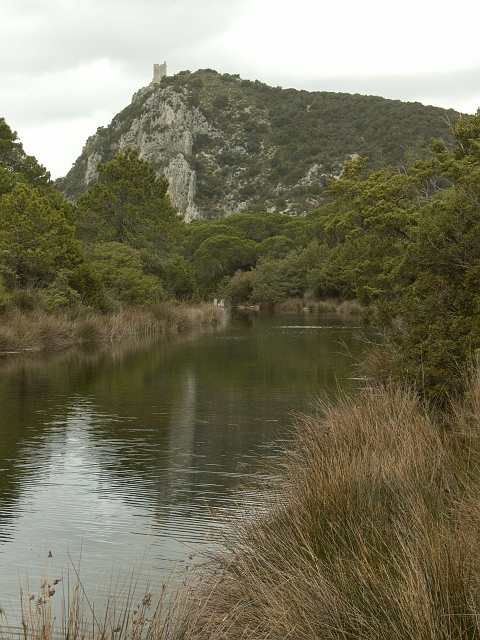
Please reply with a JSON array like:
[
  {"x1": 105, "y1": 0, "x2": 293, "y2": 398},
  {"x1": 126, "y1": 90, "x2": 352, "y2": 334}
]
[
  {"x1": 0, "y1": 118, "x2": 226, "y2": 350},
  {"x1": 57, "y1": 68, "x2": 460, "y2": 219},
  {"x1": 3, "y1": 105, "x2": 480, "y2": 401}
]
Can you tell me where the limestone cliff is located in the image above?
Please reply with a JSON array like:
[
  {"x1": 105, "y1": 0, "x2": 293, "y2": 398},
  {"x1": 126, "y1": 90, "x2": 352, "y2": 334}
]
[{"x1": 57, "y1": 69, "x2": 459, "y2": 220}]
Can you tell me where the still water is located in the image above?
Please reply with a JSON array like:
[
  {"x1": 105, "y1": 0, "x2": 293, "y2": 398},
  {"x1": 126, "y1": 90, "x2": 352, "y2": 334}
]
[{"x1": 0, "y1": 312, "x2": 366, "y2": 611}]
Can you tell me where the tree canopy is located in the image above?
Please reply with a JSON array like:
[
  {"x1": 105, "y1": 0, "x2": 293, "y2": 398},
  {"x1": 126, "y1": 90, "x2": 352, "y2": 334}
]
[
  {"x1": 77, "y1": 148, "x2": 181, "y2": 255},
  {"x1": 0, "y1": 117, "x2": 53, "y2": 196},
  {"x1": 321, "y1": 109, "x2": 480, "y2": 399},
  {"x1": 0, "y1": 183, "x2": 83, "y2": 286}
]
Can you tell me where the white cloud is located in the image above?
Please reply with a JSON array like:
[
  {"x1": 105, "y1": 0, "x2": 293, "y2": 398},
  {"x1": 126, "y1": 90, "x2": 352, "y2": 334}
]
[
  {"x1": 209, "y1": 0, "x2": 479, "y2": 77},
  {"x1": 17, "y1": 118, "x2": 110, "y2": 182},
  {"x1": 0, "y1": 0, "x2": 255, "y2": 74},
  {"x1": 1, "y1": 0, "x2": 479, "y2": 177}
]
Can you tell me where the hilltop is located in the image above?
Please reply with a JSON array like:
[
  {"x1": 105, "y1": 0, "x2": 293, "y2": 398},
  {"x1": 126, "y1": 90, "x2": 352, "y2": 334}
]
[{"x1": 57, "y1": 69, "x2": 460, "y2": 220}]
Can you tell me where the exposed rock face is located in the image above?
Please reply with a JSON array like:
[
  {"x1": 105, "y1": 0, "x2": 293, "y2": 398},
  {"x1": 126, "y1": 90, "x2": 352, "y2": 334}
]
[
  {"x1": 112, "y1": 88, "x2": 215, "y2": 221},
  {"x1": 57, "y1": 69, "x2": 459, "y2": 221},
  {"x1": 84, "y1": 151, "x2": 101, "y2": 186},
  {"x1": 165, "y1": 153, "x2": 199, "y2": 222},
  {"x1": 58, "y1": 84, "x2": 219, "y2": 219}
]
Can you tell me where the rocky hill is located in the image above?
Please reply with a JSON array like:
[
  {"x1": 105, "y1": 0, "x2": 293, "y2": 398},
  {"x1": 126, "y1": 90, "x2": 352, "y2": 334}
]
[{"x1": 57, "y1": 69, "x2": 460, "y2": 221}]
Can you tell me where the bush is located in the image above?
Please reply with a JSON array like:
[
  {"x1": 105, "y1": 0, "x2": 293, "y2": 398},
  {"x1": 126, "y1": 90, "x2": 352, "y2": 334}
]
[
  {"x1": 41, "y1": 270, "x2": 81, "y2": 311},
  {"x1": 221, "y1": 269, "x2": 254, "y2": 303},
  {"x1": 88, "y1": 242, "x2": 164, "y2": 306},
  {"x1": 251, "y1": 252, "x2": 305, "y2": 303},
  {"x1": 160, "y1": 255, "x2": 195, "y2": 300},
  {"x1": 0, "y1": 276, "x2": 11, "y2": 311}
]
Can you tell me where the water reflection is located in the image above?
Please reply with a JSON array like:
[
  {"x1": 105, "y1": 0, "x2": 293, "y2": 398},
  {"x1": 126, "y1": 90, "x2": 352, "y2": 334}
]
[{"x1": 0, "y1": 314, "x2": 367, "y2": 612}]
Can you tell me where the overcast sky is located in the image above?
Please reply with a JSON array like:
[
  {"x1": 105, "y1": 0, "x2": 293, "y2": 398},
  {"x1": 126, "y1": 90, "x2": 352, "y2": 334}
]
[{"x1": 2, "y1": 0, "x2": 479, "y2": 179}]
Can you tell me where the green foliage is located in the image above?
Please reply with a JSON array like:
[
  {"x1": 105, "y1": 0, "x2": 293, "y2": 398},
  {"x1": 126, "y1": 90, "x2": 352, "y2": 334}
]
[
  {"x1": 0, "y1": 118, "x2": 182, "y2": 313},
  {"x1": 76, "y1": 148, "x2": 181, "y2": 256},
  {"x1": 300, "y1": 240, "x2": 332, "y2": 297},
  {"x1": 88, "y1": 242, "x2": 164, "y2": 306},
  {"x1": 221, "y1": 269, "x2": 254, "y2": 303},
  {"x1": 212, "y1": 94, "x2": 229, "y2": 110},
  {"x1": 0, "y1": 117, "x2": 22, "y2": 167},
  {"x1": 251, "y1": 252, "x2": 305, "y2": 303},
  {"x1": 221, "y1": 213, "x2": 272, "y2": 242},
  {"x1": 158, "y1": 254, "x2": 195, "y2": 300},
  {"x1": 386, "y1": 114, "x2": 480, "y2": 396},
  {"x1": 0, "y1": 166, "x2": 16, "y2": 197},
  {"x1": 69, "y1": 262, "x2": 107, "y2": 308},
  {"x1": 0, "y1": 117, "x2": 53, "y2": 196},
  {"x1": 322, "y1": 156, "x2": 427, "y2": 304},
  {"x1": 322, "y1": 109, "x2": 480, "y2": 399},
  {"x1": 0, "y1": 275, "x2": 12, "y2": 311},
  {"x1": 193, "y1": 234, "x2": 257, "y2": 298},
  {"x1": 181, "y1": 210, "x2": 333, "y2": 300},
  {"x1": 257, "y1": 235, "x2": 295, "y2": 259},
  {"x1": 42, "y1": 270, "x2": 81, "y2": 311},
  {"x1": 0, "y1": 183, "x2": 83, "y2": 286}
]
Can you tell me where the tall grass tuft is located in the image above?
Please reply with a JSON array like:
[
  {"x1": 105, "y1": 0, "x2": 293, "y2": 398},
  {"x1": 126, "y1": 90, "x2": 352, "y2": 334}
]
[
  {"x1": 0, "y1": 564, "x2": 208, "y2": 640},
  {"x1": 183, "y1": 381, "x2": 480, "y2": 639},
  {"x1": 275, "y1": 297, "x2": 364, "y2": 314}
]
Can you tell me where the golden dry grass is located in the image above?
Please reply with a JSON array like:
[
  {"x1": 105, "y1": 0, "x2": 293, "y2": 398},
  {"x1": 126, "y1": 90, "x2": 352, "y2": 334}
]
[
  {"x1": 180, "y1": 379, "x2": 480, "y2": 639},
  {"x1": 0, "y1": 303, "x2": 228, "y2": 353}
]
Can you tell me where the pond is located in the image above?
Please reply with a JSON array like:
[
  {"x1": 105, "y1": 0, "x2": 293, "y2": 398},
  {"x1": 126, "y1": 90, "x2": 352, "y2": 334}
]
[{"x1": 0, "y1": 312, "x2": 368, "y2": 614}]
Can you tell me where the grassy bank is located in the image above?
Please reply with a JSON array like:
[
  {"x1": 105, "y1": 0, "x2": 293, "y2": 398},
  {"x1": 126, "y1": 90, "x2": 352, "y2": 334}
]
[
  {"x1": 183, "y1": 381, "x2": 480, "y2": 638},
  {"x1": 5, "y1": 374, "x2": 480, "y2": 639},
  {"x1": 0, "y1": 302, "x2": 227, "y2": 353},
  {"x1": 174, "y1": 380, "x2": 480, "y2": 639}
]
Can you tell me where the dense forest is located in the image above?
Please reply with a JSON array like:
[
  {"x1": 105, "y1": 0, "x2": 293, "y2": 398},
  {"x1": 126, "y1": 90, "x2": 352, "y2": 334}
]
[{"x1": 2, "y1": 105, "x2": 480, "y2": 401}]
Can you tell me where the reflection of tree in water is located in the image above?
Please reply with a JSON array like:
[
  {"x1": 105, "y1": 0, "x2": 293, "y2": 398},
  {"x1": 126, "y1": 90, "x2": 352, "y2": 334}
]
[
  {"x1": 0, "y1": 316, "x2": 368, "y2": 552},
  {"x1": 0, "y1": 333, "x2": 202, "y2": 540}
]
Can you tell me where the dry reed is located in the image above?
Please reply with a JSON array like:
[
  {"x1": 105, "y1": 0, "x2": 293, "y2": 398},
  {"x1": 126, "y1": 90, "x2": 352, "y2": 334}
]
[
  {"x1": 275, "y1": 297, "x2": 364, "y2": 314},
  {"x1": 181, "y1": 380, "x2": 480, "y2": 639},
  {"x1": 0, "y1": 303, "x2": 227, "y2": 354},
  {"x1": 0, "y1": 563, "x2": 207, "y2": 640}
]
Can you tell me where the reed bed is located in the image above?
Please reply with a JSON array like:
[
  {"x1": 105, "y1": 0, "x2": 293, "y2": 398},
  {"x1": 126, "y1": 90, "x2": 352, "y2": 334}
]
[
  {"x1": 0, "y1": 564, "x2": 207, "y2": 640},
  {"x1": 180, "y1": 377, "x2": 480, "y2": 639},
  {"x1": 0, "y1": 303, "x2": 227, "y2": 353},
  {"x1": 275, "y1": 297, "x2": 364, "y2": 314}
]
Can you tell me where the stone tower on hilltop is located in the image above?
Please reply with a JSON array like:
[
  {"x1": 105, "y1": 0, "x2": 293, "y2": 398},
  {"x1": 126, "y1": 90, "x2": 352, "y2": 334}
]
[{"x1": 153, "y1": 62, "x2": 167, "y2": 84}]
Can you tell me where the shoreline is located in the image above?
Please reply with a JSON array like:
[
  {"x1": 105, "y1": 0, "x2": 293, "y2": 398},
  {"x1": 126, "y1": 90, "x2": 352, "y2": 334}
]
[
  {"x1": 0, "y1": 299, "x2": 362, "y2": 355},
  {"x1": 0, "y1": 302, "x2": 228, "y2": 354},
  {"x1": 237, "y1": 298, "x2": 364, "y2": 314}
]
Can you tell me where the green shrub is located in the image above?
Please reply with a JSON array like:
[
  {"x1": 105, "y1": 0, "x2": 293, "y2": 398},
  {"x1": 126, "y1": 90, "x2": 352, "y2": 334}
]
[
  {"x1": 251, "y1": 252, "x2": 305, "y2": 303},
  {"x1": 42, "y1": 270, "x2": 81, "y2": 311},
  {"x1": 221, "y1": 269, "x2": 254, "y2": 303},
  {"x1": 88, "y1": 242, "x2": 164, "y2": 306}
]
